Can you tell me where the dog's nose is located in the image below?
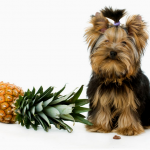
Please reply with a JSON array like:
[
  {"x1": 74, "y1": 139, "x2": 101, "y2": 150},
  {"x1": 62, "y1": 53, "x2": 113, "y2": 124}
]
[{"x1": 110, "y1": 51, "x2": 117, "y2": 59}]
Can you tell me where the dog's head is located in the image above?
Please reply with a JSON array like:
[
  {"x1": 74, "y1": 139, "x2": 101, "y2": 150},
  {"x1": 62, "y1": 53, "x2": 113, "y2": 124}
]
[{"x1": 85, "y1": 7, "x2": 148, "y2": 84}]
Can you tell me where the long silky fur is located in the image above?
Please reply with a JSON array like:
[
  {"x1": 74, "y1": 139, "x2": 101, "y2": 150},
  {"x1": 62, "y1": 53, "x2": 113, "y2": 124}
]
[
  {"x1": 101, "y1": 7, "x2": 126, "y2": 22},
  {"x1": 86, "y1": 69, "x2": 150, "y2": 135},
  {"x1": 85, "y1": 7, "x2": 150, "y2": 136}
]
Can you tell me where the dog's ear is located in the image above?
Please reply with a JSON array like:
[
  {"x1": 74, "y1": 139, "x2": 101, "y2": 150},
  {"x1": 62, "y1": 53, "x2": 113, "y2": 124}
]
[
  {"x1": 126, "y1": 15, "x2": 148, "y2": 54},
  {"x1": 85, "y1": 12, "x2": 109, "y2": 49}
]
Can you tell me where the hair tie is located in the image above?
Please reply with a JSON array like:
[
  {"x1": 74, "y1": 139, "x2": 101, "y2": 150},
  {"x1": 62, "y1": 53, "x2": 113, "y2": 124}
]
[{"x1": 114, "y1": 21, "x2": 120, "y2": 26}]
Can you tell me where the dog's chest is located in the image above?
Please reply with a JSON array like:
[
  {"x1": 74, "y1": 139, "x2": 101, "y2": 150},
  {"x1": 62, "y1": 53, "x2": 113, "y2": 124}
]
[{"x1": 99, "y1": 83, "x2": 139, "y2": 110}]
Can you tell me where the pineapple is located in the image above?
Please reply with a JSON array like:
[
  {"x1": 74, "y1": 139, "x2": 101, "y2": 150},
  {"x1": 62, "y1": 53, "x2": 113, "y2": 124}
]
[
  {"x1": 0, "y1": 82, "x2": 92, "y2": 132},
  {"x1": 15, "y1": 85, "x2": 93, "y2": 132},
  {"x1": 0, "y1": 81, "x2": 24, "y2": 123}
]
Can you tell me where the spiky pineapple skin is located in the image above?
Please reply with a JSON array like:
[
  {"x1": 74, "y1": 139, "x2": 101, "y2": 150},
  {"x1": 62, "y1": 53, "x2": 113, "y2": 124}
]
[{"x1": 0, "y1": 82, "x2": 24, "y2": 123}]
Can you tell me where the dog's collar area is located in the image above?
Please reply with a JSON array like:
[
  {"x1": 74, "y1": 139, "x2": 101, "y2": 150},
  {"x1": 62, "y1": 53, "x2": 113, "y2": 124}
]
[{"x1": 114, "y1": 21, "x2": 120, "y2": 26}]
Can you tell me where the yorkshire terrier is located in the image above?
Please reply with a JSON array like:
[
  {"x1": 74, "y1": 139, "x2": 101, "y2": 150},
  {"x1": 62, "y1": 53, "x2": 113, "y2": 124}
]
[{"x1": 85, "y1": 7, "x2": 150, "y2": 136}]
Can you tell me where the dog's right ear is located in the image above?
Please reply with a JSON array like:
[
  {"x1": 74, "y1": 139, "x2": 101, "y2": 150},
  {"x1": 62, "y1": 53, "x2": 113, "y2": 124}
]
[{"x1": 85, "y1": 12, "x2": 109, "y2": 49}]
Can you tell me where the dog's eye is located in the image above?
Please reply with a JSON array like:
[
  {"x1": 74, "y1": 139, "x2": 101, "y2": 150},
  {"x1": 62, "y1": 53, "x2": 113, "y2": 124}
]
[
  {"x1": 105, "y1": 40, "x2": 109, "y2": 42},
  {"x1": 122, "y1": 41, "x2": 127, "y2": 45}
]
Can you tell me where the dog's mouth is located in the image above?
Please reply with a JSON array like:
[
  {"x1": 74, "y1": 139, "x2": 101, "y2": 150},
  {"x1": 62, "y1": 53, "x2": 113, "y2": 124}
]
[
  {"x1": 104, "y1": 56, "x2": 121, "y2": 62},
  {"x1": 98, "y1": 57, "x2": 128, "y2": 78}
]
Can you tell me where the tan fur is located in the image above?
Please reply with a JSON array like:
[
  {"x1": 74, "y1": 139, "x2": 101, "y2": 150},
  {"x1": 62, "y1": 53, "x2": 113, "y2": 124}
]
[
  {"x1": 86, "y1": 105, "x2": 112, "y2": 133},
  {"x1": 114, "y1": 123, "x2": 144, "y2": 136},
  {"x1": 91, "y1": 85, "x2": 101, "y2": 109},
  {"x1": 86, "y1": 14, "x2": 148, "y2": 84},
  {"x1": 126, "y1": 15, "x2": 149, "y2": 54},
  {"x1": 85, "y1": 13, "x2": 110, "y2": 49},
  {"x1": 85, "y1": 10, "x2": 148, "y2": 136},
  {"x1": 90, "y1": 27, "x2": 140, "y2": 84},
  {"x1": 143, "y1": 126, "x2": 150, "y2": 129},
  {"x1": 113, "y1": 86, "x2": 144, "y2": 135},
  {"x1": 115, "y1": 107, "x2": 144, "y2": 135},
  {"x1": 86, "y1": 84, "x2": 143, "y2": 135},
  {"x1": 85, "y1": 14, "x2": 148, "y2": 54}
]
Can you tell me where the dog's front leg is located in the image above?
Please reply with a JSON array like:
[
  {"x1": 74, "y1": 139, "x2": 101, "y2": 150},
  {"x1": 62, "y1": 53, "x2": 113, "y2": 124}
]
[
  {"x1": 115, "y1": 107, "x2": 144, "y2": 136},
  {"x1": 86, "y1": 105, "x2": 112, "y2": 133}
]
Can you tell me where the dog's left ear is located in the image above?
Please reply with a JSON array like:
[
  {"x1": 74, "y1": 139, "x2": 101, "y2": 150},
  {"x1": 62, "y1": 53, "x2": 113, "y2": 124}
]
[
  {"x1": 85, "y1": 12, "x2": 109, "y2": 50},
  {"x1": 126, "y1": 15, "x2": 149, "y2": 53}
]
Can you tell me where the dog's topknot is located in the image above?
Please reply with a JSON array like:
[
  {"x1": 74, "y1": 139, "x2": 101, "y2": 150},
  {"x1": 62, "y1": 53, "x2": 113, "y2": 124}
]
[{"x1": 101, "y1": 7, "x2": 126, "y2": 23}]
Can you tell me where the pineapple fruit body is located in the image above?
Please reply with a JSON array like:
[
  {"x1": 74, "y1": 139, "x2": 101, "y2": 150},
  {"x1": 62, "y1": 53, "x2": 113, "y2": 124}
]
[{"x1": 0, "y1": 82, "x2": 24, "y2": 123}]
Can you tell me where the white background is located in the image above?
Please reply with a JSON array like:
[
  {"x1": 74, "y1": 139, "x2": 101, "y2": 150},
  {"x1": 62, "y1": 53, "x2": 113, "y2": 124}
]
[{"x1": 0, "y1": 0, "x2": 150, "y2": 150}]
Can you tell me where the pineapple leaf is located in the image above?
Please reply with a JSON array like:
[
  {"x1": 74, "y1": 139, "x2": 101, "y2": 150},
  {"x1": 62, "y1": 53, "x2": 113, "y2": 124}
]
[
  {"x1": 60, "y1": 114, "x2": 75, "y2": 125},
  {"x1": 30, "y1": 106, "x2": 35, "y2": 115},
  {"x1": 49, "y1": 118, "x2": 61, "y2": 129},
  {"x1": 71, "y1": 113, "x2": 86, "y2": 118},
  {"x1": 73, "y1": 106, "x2": 91, "y2": 114},
  {"x1": 48, "y1": 118, "x2": 60, "y2": 128},
  {"x1": 27, "y1": 111, "x2": 31, "y2": 120},
  {"x1": 50, "y1": 88, "x2": 77, "y2": 105},
  {"x1": 26, "y1": 103, "x2": 29, "y2": 110},
  {"x1": 54, "y1": 105, "x2": 73, "y2": 115},
  {"x1": 72, "y1": 114, "x2": 93, "y2": 126},
  {"x1": 30, "y1": 115, "x2": 37, "y2": 124},
  {"x1": 21, "y1": 120, "x2": 24, "y2": 126},
  {"x1": 37, "y1": 86, "x2": 43, "y2": 94},
  {"x1": 53, "y1": 85, "x2": 66, "y2": 99},
  {"x1": 35, "y1": 86, "x2": 43, "y2": 97},
  {"x1": 35, "y1": 101, "x2": 43, "y2": 112},
  {"x1": 24, "y1": 115, "x2": 30, "y2": 129},
  {"x1": 31, "y1": 123, "x2": 38, "y2": 130},
  {"x1": 22, "y1": 106, "x2": 27, "y2": 115},
  {"x1": 54, "y1": 118, "x2": 73, "y2": 133},
  {"x1": 66, "y1": 92, "x2": 75, "y2": 100},
  {"x1": 67, "y1": 85, "x2": 84, "y2": 103},
  {"x1": 16, "y1": 114, "x2": 22, "y2": 122},
  {"x1": 50, "y1": 97, "x2": 66, "y2": 105},
  {"x1": 31, "y1": 87, "x2": 36, "y2": 98},
  {"x1": 43, "y1": 96, "x2": 54, "y2": 107},
  {"x1": 35, "y1": 115, "x2": 49, "y2": 132},
  {"x1": 43, "y1": 106, "x2": 60, "y2": 118},
  {"x1": 38, "y1": 112, "x2": 51, "y2": 126},
  {"x1": 33, "y1": 94, "x2": 41, "y2": 104},
  {"x1": 26, "y1": 89, "x2": 32, "y2": 99},
  {"x1": 23, "y1": 96, "x2": 28, "y2": 100},
  {"x1": 37, "y1": 86, "x2": 54, "y2": 103},
  {"x1": 27, "y1": 99, "x2": 32, "y2": 105},
  {"x1": 20, "y1": 99, "x2": 26, "y2": 110},
  {"x1": 75, "y1": 99, "x2": 89, "y2": 106},
  {"x1": 15, "y1": 95, "x2": 23, "y2": 107}
]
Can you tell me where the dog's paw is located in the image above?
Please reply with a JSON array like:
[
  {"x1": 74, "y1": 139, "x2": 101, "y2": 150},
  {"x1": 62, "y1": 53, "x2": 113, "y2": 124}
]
[
  {"x1": 85, "y1": 124, "x2": 112, "y2": 133},
  {"x1": 115, "y1": 125, "x2": 144, "y2": 136},
  {"x1": 97, "y1": 127, "x2": 112, "y2": 133}
]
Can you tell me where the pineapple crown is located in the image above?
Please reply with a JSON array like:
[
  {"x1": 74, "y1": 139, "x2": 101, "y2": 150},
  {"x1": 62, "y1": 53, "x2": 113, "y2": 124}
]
[{"x1": 15, "y1": 85, "x2": 92, "y2": 132}]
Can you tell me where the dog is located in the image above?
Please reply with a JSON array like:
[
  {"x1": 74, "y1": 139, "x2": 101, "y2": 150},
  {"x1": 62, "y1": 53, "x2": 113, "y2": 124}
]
[{"x1": 85, "y1": 7, "x2": 150, "y2": 136}]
